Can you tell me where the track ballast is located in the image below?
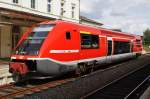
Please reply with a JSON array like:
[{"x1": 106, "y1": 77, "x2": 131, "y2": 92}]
[{"x1": 85, "y1": 63, "x2": 150, "y2": 99}]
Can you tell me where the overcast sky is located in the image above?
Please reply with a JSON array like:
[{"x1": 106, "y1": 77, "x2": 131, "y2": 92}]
[{"x1": 80, "y1": 0, "x2": 150, "y2": 35}]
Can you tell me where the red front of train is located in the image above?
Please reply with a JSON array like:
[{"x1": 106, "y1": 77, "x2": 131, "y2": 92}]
[{"x1": 9, "y1": 20, "x2": 143, "y2": 82}]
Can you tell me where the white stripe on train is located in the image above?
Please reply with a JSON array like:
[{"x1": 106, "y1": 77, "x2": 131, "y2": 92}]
[
  {"x1": 11, "y1": 53, "x2": 138, "y2": 66},
  {"x1": 50, "y1": 50, "x2": 79, "y2": 53}
]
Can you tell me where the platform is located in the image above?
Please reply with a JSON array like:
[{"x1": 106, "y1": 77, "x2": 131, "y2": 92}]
[
  {"x1": 0, "y1": 59, "x2": 9, "y2": 77},
  {"x1": 140, "y1": 86, "x2": 150, "y2": 99},
  {"x1": 0, "y1": 60, "x2": 13, "y2": 85}
]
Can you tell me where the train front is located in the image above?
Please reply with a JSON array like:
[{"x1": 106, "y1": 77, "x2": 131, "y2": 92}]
[{"x1": 9, "y1": 23, "x2": 56, "y2": 82}]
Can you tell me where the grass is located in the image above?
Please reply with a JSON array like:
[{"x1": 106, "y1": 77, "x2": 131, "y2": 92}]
[{"x1": 143, "y1": 44, "x2": 150, "y2": 52}]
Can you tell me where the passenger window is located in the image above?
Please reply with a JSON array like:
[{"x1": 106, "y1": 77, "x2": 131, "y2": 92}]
[
  {"x1": 81, "y1": 34, "x2": 92, "y2": 49},
  {"x1": 81, "y1": 34, "x2": 99, "y2": 49},
  {"x1": 114, "y1": 41, "x2": 130, "y2": 54},
  {"x1": 91, "y1": 35, "x2": 99, "y2": 48},
  {"x1": 66, "y1": 32, "x2": 71, "y2": 40}
]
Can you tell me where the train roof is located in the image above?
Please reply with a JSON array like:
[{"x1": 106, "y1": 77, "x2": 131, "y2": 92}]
[{"x1": 39, "y1": 20, "x2": 140, "y2": 39}]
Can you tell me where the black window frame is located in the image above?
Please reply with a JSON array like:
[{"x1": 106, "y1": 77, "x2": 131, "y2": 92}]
[
  {"x1": 47, "y1": 0, "x2": 52, "y2": 12},
  {"x1": 47, "y1": 4, "x2": 51, "y2": 12},
  {"x1": 66, "y1": 32, "x2": 71, "y2": 40},
  {"x1": 31, "y1": 0, "x2": 35, "y2": 9},
  {"x1": 48, "y1": 0, "x2": 51, "y2": 2},
  {"x1": 71, "y1": 3, "x2": 75, "y2": 18},
  {"x1": 61, "y1": 2, "x2": 65, "y2": 16},
  {"x1": 80, "y1": 34, "x2": 99, "y2": 49},
  {"x1": 114, "y1": 41, "x2": 131, "y2": 54},
  {"x1": 13, "y1": 0, "x2": 18, "y2": 3}
]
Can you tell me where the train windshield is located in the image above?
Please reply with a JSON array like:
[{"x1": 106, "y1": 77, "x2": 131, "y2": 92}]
[{"x1": 14, "y1": 24, "x2": 55, "y2": 55}]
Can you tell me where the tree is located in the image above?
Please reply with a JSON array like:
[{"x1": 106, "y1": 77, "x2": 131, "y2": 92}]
[{"x1": 143, "y1": 28, "x2": 150, "y2": 44}]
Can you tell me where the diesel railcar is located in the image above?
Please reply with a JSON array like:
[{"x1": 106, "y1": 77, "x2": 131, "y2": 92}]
[{"x1": 9, "y1": 20, "x2": 143, "y2": 82}]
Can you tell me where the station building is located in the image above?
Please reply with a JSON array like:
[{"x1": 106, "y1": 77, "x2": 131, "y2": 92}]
[{"x1": 0, "y1": 0, "x2": 103, "y2": 58}]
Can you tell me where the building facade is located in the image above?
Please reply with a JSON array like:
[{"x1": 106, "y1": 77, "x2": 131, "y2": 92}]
[
  {"x1": 0, "y1": 0, "x2": 79, "y2": 22},
  {"x1": 0, "y1": 0, "x2": 80, "y2": 58}
]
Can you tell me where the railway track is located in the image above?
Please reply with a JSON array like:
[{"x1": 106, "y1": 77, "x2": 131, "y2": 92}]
[
  {"x1": 0, "y1": 78, "x2": 75, "y2": 99},
  {"x1": 0, "y1": 55, "x2": 149, "y2": 99},
  {"x1": 0, "y1": 62, "x2": 131, "y2": 99},
  {"x1": 84, "y1": 63, "x2": 150, "y2": 99},
  {"x1": 125, "y1": 75, "x2": 150, "y2": 99}
]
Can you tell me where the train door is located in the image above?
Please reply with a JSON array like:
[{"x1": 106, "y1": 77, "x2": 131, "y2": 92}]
[{"x1": 107, "y1": 37, "x2": 113, "y2": 63}]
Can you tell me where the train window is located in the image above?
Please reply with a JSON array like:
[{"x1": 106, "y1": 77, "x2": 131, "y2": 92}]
[
  {"x1": 15, "y1": 31, "x2": 49, "y2": 55},
  {"x1": 28, "y1": 31, "x2": 48, "y2": 38},
  {"x1": 66, "y1": 32, "x2": 71, "y2": 40},
  {"x1": 91, "y1": 35, "x2": 99, "y2": 48},
  {"x1": 33, "y1": 24, "x2": 55, "y2": 32},
  {"x1": 14, "y1": 24, "x2": 56, "y2": 55},
  {"x1": 81, "y1": 34, "x2": 99, "y2": 49},
  {"x1": 114, "y1": 41, "x2": 130, "y2": 54},
  {"x1": 15, "y1": 39, "x2": 44, "y2": 55},
  {"x1": 81, "y1": 34, "x2": 92, "y2": 49}
]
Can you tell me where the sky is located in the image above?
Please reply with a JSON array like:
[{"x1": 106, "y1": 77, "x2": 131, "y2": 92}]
[{"x1": 80, "y1": 0, "x2": 150, "y2": 35}]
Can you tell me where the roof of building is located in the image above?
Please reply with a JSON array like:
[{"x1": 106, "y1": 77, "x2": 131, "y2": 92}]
[{"x1": 80, "y1": 16, "x2": 103, "y2": 26}]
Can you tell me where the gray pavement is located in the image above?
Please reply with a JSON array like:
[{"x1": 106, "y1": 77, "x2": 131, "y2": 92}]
[
  {"x1": 140, "y1": 87, "x2": 150, "y2": 99},
  {"x1": 0, "y1": 64, "x2": 9, "y2": 69}
]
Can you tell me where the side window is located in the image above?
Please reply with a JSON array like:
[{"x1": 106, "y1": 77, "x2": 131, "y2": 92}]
[
  {"x1": 81, "y1": 34, "x2": 92, "y2": 49},
  {"x1": 114, "y1": 41, "x2": 130, "y2": 54},
  {"x1": 66, "y1": 32, "x2": 71, "y2": 40},
  {"x1": 81, "y1": 34, "x2": 99, "y2": 49},
  {"x1": 13, "y1": 0, "x2": 18, "y2": 3},
  {"x1": 91, "y1": 35, "x2": 99, "y2": 48},
  {"x1": 31, "y1": 0, "x2": 36, "y2": 9}
]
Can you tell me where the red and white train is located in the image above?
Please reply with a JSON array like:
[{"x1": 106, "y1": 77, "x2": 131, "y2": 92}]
[{"x1": 9, "y1": 20, "x2": 143, "y2": 82}]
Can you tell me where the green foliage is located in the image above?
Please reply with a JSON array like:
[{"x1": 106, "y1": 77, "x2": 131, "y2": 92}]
[
  {"x1": 143, "y1": 28, "x2": 150, "y2": 44},
  {"x1": 143, "y1": 45, "x2": 150, "y2": 52}
]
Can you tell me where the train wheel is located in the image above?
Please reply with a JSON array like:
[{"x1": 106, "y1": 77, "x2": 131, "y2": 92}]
[
  {"x1": 90, "y1": 63, "x2": 94, "y2": 73},
  {"x1": 136, "y1": 53, "x2": 141, "y2": 58},
  {"x1": 76, "y1": 63, "x2": 87, "y2": 76},
  {"x1": 90, "y1": 61, "x2": 96, "y2": 73},
  {"x1": 81, "y1": 63, "x2": 86, "y2": 73},
  {"x1": 75, "y1": 66, "x2": 81, "y2": 76},
  {"x1": 12, "y1": 72, "x2": 23, "y2": 83}
]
